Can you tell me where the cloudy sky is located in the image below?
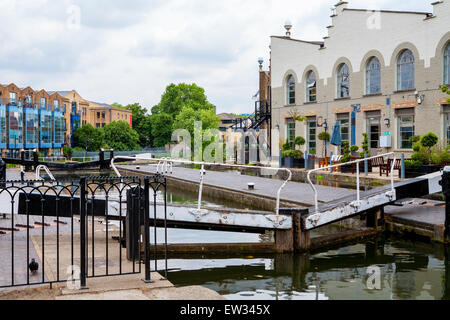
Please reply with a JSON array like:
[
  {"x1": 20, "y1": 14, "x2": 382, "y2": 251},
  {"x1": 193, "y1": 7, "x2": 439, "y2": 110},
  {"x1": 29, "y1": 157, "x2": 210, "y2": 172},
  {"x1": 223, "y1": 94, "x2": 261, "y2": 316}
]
[{"x1": 0, "y1": 0, "x2": 433, "y2": 114}]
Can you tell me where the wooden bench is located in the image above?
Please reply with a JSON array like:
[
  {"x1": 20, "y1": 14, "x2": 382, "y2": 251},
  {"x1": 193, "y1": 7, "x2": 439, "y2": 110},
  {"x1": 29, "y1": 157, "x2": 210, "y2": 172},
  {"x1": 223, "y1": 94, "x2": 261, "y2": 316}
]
[{"x1": 380, "y1": 158, "x2": 402, "y2": 177}]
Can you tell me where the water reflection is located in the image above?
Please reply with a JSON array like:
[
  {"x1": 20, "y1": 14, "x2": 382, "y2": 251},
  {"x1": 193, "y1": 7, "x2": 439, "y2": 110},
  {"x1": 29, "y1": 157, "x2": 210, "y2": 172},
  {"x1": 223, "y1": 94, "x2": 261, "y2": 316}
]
[{"x1": 163, "y1": 237, "x2": 450, "y2": 300}]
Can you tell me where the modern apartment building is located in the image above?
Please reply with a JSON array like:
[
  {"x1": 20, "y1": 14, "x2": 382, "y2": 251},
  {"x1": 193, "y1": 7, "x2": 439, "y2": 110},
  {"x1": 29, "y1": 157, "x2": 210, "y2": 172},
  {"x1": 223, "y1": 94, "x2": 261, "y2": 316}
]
[
  {"x1": 0, "y1": 84, "x2": 133, "y2": 157},
  {"x1": 270, "y1": 1, "x2": 450, "y2": 159}
]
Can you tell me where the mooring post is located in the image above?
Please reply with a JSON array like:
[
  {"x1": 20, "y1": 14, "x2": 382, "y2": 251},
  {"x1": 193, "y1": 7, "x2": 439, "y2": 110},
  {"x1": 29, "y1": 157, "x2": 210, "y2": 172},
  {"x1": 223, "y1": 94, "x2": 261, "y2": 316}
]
[
  {"x1": 33, "y1": 151, "x2": 39, "y2": 170},
  {"x1": 99, "y1": 149, "x2": 105, "y2": 169},
  {"x1": 440, "y1": 167, "x2": 450, "y2": 242}
]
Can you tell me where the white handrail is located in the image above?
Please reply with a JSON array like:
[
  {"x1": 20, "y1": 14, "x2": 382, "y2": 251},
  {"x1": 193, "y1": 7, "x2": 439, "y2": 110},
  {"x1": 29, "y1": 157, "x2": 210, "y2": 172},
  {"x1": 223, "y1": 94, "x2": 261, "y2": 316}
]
[
  {"x1": 36, "y1": 165, "x2": 56, "y2": 181},
  {"x1": 110, "y1": 156, "x2": 293, "y2": 215},
  {"x1": 307, "y1": 152, "x2": 397, "y2": 213}
]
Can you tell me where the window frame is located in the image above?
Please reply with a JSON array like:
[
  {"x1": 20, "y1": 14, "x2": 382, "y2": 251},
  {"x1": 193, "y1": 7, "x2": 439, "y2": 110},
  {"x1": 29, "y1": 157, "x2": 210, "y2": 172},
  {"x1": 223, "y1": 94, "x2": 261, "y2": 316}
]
[
  {"x1": 366, "y1": 116, "x2": 381, "y2": 149},
  {"x1": 286, "y1": 75, "x2": 296, "y2": 105},
  {"x1": 366, "y1": 57, "x2": 381, "y2": 95},
  {"x1": 397, "y1": 49, "x2": 415, "y2": 91},
  {"x1": 337, "y1": 64, "x2": 350, "y2": 98},
  {"x1": 307, "y1": 118, "x2": 317, "y2": 154},
  {"x1": 286, "y1": 119, "x2": 296, "y2": 149},
  {"x1": 398, "y1": 114, "x2": 415, "y2": 149},
  {"x1": 306, "y1": 71, "x2": 317, "y2": 102},
  {"x1": 445, "y1": 43, "x2": 450, "y2": 85}
]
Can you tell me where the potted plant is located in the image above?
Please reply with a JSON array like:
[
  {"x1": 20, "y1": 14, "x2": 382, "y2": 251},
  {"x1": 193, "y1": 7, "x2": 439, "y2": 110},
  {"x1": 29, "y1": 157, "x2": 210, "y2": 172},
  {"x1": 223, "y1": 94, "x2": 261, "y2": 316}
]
[
  {"x1": 405, "y1": 132, "x2": 442, "y2": 178},
  {"x1": 282, "y1": 149, "x2": 304, "y2": 168},
  {"x1": 340, "y1": 142, "x2": 354, "y2": 173},
  {"x1": 350, "y1": 145, "x2": 359, "y2": 157},
  {"x1": 359, "y1": 133, "x2": 373, "y2": 172}
]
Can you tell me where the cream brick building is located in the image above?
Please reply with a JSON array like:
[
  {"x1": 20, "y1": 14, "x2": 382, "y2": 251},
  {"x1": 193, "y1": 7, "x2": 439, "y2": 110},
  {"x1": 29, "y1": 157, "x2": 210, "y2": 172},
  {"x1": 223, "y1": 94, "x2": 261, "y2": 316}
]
[{"x1": 270, "y1": 1, "x2": 450, "y2": 159}]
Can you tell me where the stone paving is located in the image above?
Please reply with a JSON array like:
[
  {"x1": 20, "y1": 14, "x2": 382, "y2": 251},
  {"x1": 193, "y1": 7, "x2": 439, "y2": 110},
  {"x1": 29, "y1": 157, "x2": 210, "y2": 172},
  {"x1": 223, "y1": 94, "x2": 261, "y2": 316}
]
[{"x1": 118, "y1": 165, "x2": 356, "y2": 206}]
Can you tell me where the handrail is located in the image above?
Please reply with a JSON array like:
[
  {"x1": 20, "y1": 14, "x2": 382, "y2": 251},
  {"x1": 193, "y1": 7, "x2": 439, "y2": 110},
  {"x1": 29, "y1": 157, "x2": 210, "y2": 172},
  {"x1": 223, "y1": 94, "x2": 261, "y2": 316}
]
[
  {"x1": 36, "y1": 164, "x2": 56, "y2": 181},
  {"x1": 111, "y1": 156, "x2": 292, "y2": 216},
  {"x1": 307, "y1": 152, "x2": 397, "y2": 213}
]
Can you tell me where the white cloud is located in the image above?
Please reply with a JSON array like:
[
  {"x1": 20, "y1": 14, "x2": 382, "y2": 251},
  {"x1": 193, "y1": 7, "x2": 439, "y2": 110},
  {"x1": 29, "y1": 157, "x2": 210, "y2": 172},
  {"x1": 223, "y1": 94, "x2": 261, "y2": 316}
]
[{"x1": 0, "y1": 0, "x2": 433, "y2": 114}]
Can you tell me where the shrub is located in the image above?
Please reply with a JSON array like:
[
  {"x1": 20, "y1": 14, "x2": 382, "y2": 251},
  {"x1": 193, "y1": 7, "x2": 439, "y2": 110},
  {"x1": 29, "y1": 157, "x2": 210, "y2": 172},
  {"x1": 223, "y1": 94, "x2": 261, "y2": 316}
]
[
  {"x1": 405, "y1": 160, "x2": 423, "y2": 169},
  {"x1": 282, "y1": 139, "x2": 291, "y2": 152},
  {"x1": 341, "y1": 142, "x2": 352, "y2": 163},
  {"x1": 63, "y1": 146, "x2": 73, "y2": 160},
  {"x1": 420, "y1": 132, "x2": 439, "y2": 149},
  {"x1": 318, "y1": 132, "x2": 330, "y2": 142},
  {"x1": 351, "y1": 145, "x2": 359, "y2": 153},
  {"x1": 282, "y1": 149, "x2": 303, "y2": 159},
  {"x1": 294, "y1": 136, "x2": 306, "y2": 147},
  {"x1": 360, "y1": 133, "x2": 370, "y2": 158}
]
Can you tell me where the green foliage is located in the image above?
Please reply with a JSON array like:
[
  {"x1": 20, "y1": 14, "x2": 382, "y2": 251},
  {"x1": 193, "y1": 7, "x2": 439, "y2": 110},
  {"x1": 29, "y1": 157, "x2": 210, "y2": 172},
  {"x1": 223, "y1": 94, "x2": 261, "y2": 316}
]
[
  {"x1": 150, "y1": 83, "x2": 217, "y2": 147},
  {"x1": 420, "y1": 132, "x2": 439, "y2": 149},
  {"x1": 431, "y1": 145, "x2": 450, "y2": 166},
  {"x1": 341, "y1": 141, "x2": 351, "y2": 163},
  {"x1": 409, "y1": 135, "x2": 421, "y2": 144},
  {"x1": 282, "y1": 139, "x2": 292, "y2": 152},
  {"x1": 405, "y1": 160, "x2": 423, "y2": 169},
  {"x1": 360, "y1": 133, "x2": 370, "y2": 158},
  {"x1": 103, "y1": 121, "x2": 140, "y2": 151},
  {"x1": 63, "y1": 146, "x2": 73, "y2": 160},
  {"x1": 350, "y1": 145, "x2": 359, "y2": 153},
  {"x1": 294, "y1": 136, "x2": 306, "y2": 147},
  {"x1": 409, "y1": 132, "x2": 443, "y2": 165},
  {"x1": 73, "y1": 124, "x2": 105, "y2": 152},
  {"x1": 282, "y1": 149, "x2": 303, "y2": 159},
  {"x1": 318, "y1": 132, "x2": 330, "y2": 142}
]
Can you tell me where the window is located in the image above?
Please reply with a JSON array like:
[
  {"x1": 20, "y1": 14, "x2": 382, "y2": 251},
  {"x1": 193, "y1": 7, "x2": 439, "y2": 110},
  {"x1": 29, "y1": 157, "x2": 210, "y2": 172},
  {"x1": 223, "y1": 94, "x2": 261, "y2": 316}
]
[
  {"x1": 72, "y1": 102, "x2": 77, "y2": 114},
  {"x1": 306, "y1": 71, "x2": 317, "y2": 102},
  {"x1": 286, "y1": 75, "x2": 295, "y2": 105},
  {"x1": 337, "y1": 113, "x2": 350, "y2": 145},
  {"x1": 307, "y1": 119, "x2": 317, "y2": 154},
  {"x1": 398, "y1": 112, "x2": 415, "y2": 149},
  {"x1": 337, "y1": 64, "x2": 350, "y2": 98},
  {"x1": 366, "y1": 57, "x2": 381, "y2": 95},
  {"x1": 397, "y1": 49, "x2": 415, "y2": 91},
  {"x1": 445, "y1": 43, "x2": 450, "y2": 85},
  {"x1": 9, "y1": 92, "x2": 16, "y2": 105},
  {"x1": 286, "y1": 119, "x2": 296, "y2": 148},
  {"x1": 25, "y1": 95, "x2": 32, "y2": 105},
  {"x1": 54, "y1": 100, "x2": 59, "y2": 111},
  {"x1": 96, "y1": 123, "x2": 101, "y2": 128},
  {"x1": 97, "y1": 112, "x2": 100, "y2": 119},
  {"x1": 40, "y1": 97, "x2": 46, "y2": 109},
  {"x1": 366, "y1": 114, "x2": 381, "y2": 149},
  {"x1": 101, "y1": 112, "x2": 105, "y2": 119}
]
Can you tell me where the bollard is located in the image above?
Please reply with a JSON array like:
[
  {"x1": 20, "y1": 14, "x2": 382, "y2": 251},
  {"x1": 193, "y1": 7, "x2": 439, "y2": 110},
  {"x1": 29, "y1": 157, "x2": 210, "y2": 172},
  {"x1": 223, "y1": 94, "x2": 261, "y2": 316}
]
[
  {"x1": 126, "y1": 186, "x2": 145, "y2": 261},
  {"x1": 304, "y1": 151, "x2": 309, "y2": 170},
  {"x1": 364, "y1": 152, "x2": 368, "y2": 176},
  {"x1": 440, "y1": 167, "x2": 450, "y2": 242},
  {"x1": 401, "y1": 153, "x2": 406, "y2": 179},
  {"x1": 0, "y1": 158, "x2": 6, "y2": 188},
  {"x1": 330, "y1": 152, "x2": 334, "y2": 173}
]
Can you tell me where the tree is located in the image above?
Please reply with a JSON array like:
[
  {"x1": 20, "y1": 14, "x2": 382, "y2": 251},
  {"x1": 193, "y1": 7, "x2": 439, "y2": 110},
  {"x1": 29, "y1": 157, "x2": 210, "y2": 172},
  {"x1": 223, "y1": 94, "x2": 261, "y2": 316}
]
[
  {"x1": 73, "y1": 124, "x2": 105, "y2": 152},
  {"x1": 441, "y1": 85, "x2": 450, "y2": 104},
  {"x1": 103, "y1": 121, "x2": 140, "y2": 151},
  {"x1": 150, "y1": 113, "x2": 174, "y2": 148},
  {"x1": 113, "y1": 102, "x2": 153, "y2": 148},
  {"x1": 151, "y1": 83, "x2": 217, "y2": 147}
]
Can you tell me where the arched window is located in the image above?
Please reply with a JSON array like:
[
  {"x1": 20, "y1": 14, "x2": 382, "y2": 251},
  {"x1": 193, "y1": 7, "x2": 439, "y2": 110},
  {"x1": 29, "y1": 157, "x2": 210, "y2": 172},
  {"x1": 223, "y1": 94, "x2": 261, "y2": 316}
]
[
  {"x1": 445, "y1": 43, "x2": 450, "y2": 85},
  {"x1": 366, "y1": 57, "x2": 381, "y2": 95},
  {"x1": 306, "y1": 71, "x2": 317, "y2": 102},
  {"x1": 397, "y1": 49, "x2": 415, "y2": 91},
  {"x1": 286, "y1": 75, "x2": 295, "y2": 105},
  {"x1": 337, "y1": 64, "x2": 350, "y2": 98}
]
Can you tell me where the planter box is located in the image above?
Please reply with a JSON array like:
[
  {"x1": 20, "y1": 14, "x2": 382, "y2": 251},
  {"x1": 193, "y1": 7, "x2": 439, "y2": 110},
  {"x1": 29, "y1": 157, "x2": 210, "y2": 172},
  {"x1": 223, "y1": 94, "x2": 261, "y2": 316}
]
[
  {"x1": 340, "y1": 164, "x2": 354, "y2": 174},
  {"x1": 283, "y1": 157, "x2": 305, "y2": 168},
  {"x1": 405, "y1": 165, "x2": 442, "y2": 178}
]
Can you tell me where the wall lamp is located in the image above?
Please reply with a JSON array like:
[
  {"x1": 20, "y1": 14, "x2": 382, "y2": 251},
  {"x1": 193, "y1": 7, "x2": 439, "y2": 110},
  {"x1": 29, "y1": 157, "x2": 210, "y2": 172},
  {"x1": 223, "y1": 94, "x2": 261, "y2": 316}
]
[{"x1": 384, "y1": 118, "x2": 391, "y2": 128}]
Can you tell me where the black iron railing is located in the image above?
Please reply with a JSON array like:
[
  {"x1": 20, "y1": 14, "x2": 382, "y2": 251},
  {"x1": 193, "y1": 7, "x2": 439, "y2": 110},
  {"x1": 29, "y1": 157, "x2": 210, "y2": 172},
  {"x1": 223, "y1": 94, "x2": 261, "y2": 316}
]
[{"x1": 0, "y1": 175, "x2": 167, "y2": 289}]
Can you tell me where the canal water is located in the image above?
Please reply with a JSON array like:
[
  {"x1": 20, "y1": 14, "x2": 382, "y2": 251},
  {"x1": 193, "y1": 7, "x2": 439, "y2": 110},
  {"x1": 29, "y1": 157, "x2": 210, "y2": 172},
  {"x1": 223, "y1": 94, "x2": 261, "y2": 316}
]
[
  {"x1": 160, "y1": 237, "x2": 450, "y2": 300},
  {"x1": 48, "y1": 170, "x2": 449, "y2": 300}
]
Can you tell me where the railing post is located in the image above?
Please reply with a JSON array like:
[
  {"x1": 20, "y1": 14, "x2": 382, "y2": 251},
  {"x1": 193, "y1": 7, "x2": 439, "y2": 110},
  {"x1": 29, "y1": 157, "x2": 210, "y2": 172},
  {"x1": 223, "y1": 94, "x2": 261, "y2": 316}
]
[
  {"x1": 79, "y1": 177, "x2": 87, "y2": 289},
  {"x1": 143, "y1": 177, "x2": 153, "y2": 283},
  {"x1": 0, "y1": 158, "x2": 6, "y2": 188},
  {"x1": 401, "y1": 153, "x2": 406, "y2": 179}
]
